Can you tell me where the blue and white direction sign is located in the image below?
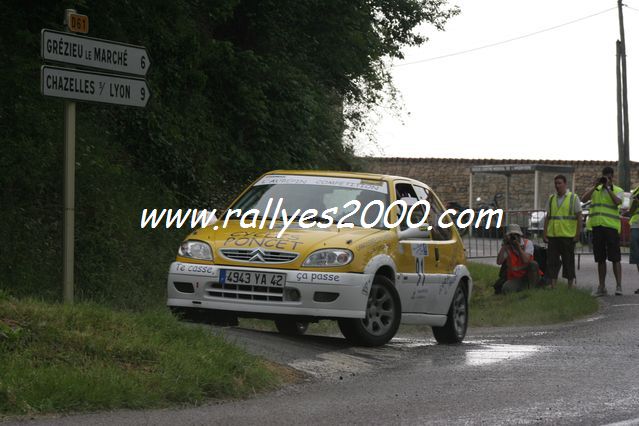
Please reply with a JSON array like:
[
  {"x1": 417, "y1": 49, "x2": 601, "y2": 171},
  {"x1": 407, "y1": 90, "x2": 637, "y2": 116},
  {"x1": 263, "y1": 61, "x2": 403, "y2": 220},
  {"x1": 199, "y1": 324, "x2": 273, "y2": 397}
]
[
  {"x1": 41, "y1": 29, "x2": 150, "y2": 76},
  {"x1": 41, "y1": 65, "x2": 150, "y2": 107}
]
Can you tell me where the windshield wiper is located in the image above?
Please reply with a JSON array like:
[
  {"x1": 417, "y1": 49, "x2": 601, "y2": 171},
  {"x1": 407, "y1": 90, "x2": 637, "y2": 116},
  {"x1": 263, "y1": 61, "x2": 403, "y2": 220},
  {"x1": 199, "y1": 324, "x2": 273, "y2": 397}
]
[
  {"x1": 305, "y1": 214, "x2": 331, "y2": 224},
  {"x1": 219, "y1": 210, "x2": 332, "y2": 225}
]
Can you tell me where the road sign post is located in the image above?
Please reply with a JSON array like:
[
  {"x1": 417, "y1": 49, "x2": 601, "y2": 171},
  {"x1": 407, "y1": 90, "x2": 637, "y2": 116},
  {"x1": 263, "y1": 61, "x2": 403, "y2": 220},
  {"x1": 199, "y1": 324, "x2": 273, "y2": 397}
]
[
  {"x1": 42, "y1": 10, "x2": 150, "y2": 304},
  {"x1": 62, "y1": 9, "x2": 77, "y2": 305},
  {"x1": 63, "y1": 99, "x2": 75, "y2": 304}
]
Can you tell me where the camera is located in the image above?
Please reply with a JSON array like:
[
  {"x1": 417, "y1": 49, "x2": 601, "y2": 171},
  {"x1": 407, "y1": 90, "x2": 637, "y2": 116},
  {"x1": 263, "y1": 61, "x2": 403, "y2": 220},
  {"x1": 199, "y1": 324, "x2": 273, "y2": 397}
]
[{"x1": 598, "y1": 176, "x2": 609, "y2": 185}]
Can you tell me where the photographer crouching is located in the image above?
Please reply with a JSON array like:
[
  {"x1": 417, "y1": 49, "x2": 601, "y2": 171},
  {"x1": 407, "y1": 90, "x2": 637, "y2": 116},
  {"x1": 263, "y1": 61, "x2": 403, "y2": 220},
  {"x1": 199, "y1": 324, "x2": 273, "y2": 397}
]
[{"x1": 496, "y1": 224, "x2": 540, "y2": 294}]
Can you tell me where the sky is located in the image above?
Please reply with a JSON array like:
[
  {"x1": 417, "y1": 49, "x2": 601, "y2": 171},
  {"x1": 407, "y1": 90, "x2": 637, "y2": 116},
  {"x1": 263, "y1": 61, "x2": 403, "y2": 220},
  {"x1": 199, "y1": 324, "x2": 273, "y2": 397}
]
[{"x1": 358, "y1": 0, "x2": 639, "y2": 161}]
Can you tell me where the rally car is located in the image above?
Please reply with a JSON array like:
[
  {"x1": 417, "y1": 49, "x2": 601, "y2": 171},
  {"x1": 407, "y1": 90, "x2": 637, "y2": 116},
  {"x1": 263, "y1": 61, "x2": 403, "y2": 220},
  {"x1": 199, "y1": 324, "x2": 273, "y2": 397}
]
[{"x1": 167, "y1": 170, "x2": 472, "y2": 346}]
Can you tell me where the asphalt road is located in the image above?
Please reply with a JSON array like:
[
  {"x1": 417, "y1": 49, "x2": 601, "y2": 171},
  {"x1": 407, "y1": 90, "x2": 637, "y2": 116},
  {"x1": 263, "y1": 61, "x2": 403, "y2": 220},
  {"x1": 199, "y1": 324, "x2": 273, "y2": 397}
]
[{"x1": 13, "y1": 295, "x2": 639, "y2": 426}]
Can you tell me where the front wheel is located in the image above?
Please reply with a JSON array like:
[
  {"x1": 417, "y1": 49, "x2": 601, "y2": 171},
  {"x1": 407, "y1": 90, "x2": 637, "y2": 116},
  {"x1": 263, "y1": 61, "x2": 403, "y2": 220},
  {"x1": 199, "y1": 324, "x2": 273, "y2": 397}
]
[
  {"x1": 274, "y1": 319, "x2": 309, "y2": 336},
  {"x1": 432, "y1": 283, "x2": 468, "y2": 344},
  {"x1": 338, "y1": 275, "x2": 401, "y2": 347}
]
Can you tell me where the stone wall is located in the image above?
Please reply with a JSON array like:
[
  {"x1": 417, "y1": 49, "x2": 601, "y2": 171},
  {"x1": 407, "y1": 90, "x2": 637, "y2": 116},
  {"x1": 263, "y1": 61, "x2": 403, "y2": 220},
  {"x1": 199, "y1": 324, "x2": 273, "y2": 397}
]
[{"x1": 360, "y1": 157, "x2": 639, "y2": 211}]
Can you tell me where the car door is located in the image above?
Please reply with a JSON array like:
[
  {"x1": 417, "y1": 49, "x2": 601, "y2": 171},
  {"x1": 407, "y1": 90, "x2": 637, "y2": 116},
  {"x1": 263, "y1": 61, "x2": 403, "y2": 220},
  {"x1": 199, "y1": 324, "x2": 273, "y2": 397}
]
[
  {"x1": 413, "y1": 185, "x2": 458, "y2": 274},
  {"x1": 392, "y1": 182, "x2": 437, "y2": 314},
  {"x1": 405, "y1": 185, "x2": 460, "y2": 315}
]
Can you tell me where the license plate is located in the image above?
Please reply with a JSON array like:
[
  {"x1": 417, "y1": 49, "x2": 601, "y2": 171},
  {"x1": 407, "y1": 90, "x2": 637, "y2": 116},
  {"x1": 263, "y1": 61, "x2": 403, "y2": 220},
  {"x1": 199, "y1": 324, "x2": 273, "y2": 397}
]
[{"x1": 220, "y1": 269, "x2": 286, "y2": 287}]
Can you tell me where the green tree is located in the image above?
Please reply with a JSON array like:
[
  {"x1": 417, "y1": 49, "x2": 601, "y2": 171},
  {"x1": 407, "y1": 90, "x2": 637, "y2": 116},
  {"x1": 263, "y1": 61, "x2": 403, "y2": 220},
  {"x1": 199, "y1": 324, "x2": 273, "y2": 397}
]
[{"x1": 0, "y1": 0, "x2": 459, "y2": 306}]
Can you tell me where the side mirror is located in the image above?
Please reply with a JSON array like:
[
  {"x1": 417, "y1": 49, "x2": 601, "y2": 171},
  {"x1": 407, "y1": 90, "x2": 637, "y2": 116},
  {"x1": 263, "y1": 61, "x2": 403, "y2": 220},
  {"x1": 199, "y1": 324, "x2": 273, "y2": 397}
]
[{"x1": 200, "y1": 209, "x2": 218, "y2": 226}]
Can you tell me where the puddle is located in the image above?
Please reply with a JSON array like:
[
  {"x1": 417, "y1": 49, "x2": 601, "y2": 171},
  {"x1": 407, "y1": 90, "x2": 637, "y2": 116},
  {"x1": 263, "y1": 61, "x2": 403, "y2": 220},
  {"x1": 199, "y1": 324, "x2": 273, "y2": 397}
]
[
  {"x1": 288, "y1": 339, "x2": 543, "y2": 378},
  {"x1": 464, "y1": 343, "x2": 542, "y2": 366},
  {"x1": 388, "y1": 337, "x2": 434, "y2": 349},
  {"x1": 289, "y1": 352, "x2": 375, "y2": 378}
]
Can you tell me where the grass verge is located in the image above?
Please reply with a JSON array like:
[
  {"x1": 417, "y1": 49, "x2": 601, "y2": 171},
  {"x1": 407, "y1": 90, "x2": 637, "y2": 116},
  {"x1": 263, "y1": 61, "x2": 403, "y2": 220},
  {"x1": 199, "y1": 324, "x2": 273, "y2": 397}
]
[
  {"x1": 466, "y1": 261, "x2": 599, "y2": 326},
  {"x1": 240, "y1": 261, "x2": 599, "y2": 334},
  {"x1": 0, "y1": 296, "x2": 288, "y2": 416}
]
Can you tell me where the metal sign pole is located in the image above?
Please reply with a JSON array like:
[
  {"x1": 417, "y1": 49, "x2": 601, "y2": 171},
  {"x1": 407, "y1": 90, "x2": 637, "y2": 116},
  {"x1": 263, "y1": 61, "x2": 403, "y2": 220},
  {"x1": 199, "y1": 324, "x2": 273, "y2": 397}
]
[
  {"x1": 63, "y1": 100, "x2": 75, "y2": 304},
  {"x1": 63, "y1": 9, "x2": 76, "y2": 304}
]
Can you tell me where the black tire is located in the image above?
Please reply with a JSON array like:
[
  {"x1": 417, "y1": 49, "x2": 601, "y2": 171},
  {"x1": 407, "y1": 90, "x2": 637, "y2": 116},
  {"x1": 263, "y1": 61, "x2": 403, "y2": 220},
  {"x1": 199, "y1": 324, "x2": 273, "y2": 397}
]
[
  {"x1": 274, "y1": 319, "x2": 309, "y2": 336},
  {"x1": 338, "y1": 275, "x2": 401, "y2": 347},
  {"x1": 432, "y1": 283, "x2": 468, "y2": 344}
]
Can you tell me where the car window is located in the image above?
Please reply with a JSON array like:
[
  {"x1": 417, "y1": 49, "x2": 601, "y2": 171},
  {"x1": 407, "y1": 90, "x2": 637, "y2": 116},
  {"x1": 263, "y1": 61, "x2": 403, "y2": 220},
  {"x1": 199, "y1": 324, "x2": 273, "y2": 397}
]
[
  {"x1": 414, "y1": 185, "x2": 452, "y2": 241},
  {"x1": 395, "y1": 183, "x2": 423, "y2": 231},
  {"x1": 230, "y1": 175, "x2": 390, "y2": 229}
]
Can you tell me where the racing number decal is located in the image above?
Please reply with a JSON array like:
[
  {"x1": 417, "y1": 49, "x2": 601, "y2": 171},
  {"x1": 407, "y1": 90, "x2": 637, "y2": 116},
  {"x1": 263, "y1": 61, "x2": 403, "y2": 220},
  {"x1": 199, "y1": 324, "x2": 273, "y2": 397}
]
[
  {"x1": 412, "y1": 243, "x2": 428, "y2": 286},
  {"x1": 415, "y1": 257, "x2": 425, "y2": 286}
]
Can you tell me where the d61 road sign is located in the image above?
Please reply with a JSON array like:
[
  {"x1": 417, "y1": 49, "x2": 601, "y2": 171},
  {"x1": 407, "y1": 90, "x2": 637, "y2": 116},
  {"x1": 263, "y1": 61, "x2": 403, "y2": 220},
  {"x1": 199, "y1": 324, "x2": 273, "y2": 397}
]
[{"x1": 67, "y1": 13, "x2": 89, "y2": 34}]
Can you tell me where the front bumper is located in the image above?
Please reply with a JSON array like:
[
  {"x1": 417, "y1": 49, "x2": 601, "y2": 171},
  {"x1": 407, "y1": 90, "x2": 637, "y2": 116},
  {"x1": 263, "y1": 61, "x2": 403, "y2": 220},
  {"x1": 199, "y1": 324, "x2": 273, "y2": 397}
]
[{"x1": 166, "y1": 261, "x2": 372, "y2": 319}]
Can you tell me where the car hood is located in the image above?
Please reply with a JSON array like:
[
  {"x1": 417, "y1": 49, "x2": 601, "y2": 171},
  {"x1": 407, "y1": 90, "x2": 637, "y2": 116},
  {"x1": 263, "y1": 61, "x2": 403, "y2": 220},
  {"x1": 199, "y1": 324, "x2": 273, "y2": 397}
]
[{"x1": 183, "y1": 221, "x2": 385, "y2": 269}]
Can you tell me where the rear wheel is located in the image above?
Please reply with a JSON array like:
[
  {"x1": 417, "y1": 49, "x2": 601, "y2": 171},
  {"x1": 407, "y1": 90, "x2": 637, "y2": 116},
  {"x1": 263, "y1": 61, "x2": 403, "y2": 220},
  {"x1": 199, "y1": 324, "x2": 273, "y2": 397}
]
[
  {"x1": 338, "y1": 275, "x2": 401, "y2": 347},
  {"x1": 432, "y1": 283, "x2": 468, "y2": 344},
  {"x1": 274, "y1": 319, "x2": 309, "y2": 336}
]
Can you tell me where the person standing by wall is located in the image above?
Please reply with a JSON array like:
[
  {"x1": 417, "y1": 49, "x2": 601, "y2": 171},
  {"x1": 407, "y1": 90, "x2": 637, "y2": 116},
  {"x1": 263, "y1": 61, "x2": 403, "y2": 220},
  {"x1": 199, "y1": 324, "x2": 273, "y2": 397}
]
[
  {"x1": 543, "y1": 175, "x2": 582, "y2": 289},
  {"x1": 628, "y1": 186, "x2": 639, "y2": 294},
  {"x1": 581, "y1": 166, "x2": 624, "y2": 296}
]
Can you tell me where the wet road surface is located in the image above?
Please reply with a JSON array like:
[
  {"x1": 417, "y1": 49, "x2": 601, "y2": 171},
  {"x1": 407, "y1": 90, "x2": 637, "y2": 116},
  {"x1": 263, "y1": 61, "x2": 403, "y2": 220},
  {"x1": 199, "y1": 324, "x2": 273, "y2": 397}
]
[{"x1": 12, "y1": 296, "x2": 639, "y2": 425}]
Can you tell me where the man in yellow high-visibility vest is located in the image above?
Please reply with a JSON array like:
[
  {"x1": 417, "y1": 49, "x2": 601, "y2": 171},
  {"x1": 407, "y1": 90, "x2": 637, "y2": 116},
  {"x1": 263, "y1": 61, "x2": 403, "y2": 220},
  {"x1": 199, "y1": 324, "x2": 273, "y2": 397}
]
[
  {"x1": 581, "y1": 166, "x2": 624, "y2": 296},
  {"x1": 543, "y1": 175, "x2": 582, "y2": 289}
]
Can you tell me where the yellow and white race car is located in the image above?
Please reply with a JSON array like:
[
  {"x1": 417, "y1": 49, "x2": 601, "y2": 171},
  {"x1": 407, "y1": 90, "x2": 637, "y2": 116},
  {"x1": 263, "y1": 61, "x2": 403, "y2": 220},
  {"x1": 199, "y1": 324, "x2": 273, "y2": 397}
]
[{"x1": 167, "y1": 170, "x2": 472, "y2": 346}]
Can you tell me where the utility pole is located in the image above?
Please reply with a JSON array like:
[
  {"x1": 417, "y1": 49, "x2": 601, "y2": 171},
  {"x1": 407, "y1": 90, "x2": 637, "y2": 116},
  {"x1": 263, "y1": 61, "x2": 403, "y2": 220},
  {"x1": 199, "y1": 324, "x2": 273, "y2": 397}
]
[
  {"x1": 617, "y1": 40, "x2": 625, "y2": 188},
  {"x1": 617, "y1": 0, "x2": 630, "y2": 189}
]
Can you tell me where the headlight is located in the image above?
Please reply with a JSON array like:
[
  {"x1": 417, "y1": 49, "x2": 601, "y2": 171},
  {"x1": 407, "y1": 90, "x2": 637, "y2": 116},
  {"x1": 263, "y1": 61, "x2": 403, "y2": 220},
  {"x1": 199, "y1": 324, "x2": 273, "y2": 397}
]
[
  {"x1": 303, "y1": 249, "x2": 353, "y2": 267},
  {"x1": 178, "y1": 240, "x2": 213, "y2": 261}
]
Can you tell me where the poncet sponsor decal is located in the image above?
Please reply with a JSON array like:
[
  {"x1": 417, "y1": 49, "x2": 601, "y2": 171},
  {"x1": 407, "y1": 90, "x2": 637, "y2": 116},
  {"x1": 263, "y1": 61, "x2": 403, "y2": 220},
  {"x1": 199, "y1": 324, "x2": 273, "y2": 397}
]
[{"x1": 223, "y1": 231, "x2": 303, "y2": 250}]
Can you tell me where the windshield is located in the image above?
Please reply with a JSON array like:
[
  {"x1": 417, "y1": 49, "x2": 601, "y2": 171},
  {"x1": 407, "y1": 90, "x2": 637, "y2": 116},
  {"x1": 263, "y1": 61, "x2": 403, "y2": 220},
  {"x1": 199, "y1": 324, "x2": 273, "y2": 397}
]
[{"x1": 229, "y1": 174, "x2": 390, "y2": 229}]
